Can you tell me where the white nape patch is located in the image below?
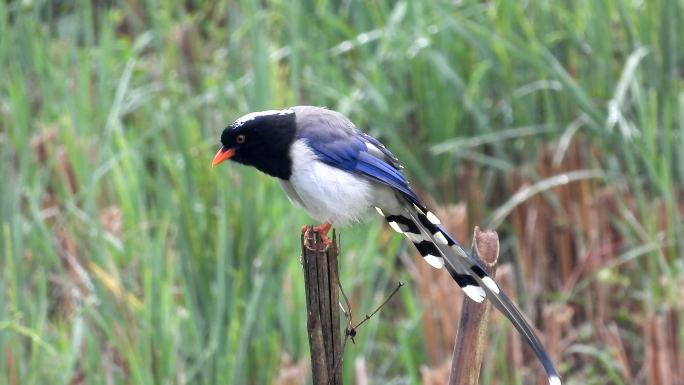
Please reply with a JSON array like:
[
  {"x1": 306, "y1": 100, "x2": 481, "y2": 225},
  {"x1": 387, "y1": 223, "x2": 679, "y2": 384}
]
[
  {"x1": 233, "y1": 109, "x2": 294, "y2": 127},
  {"x1": 463, "y1": 285, "x2": 486, "y2": 303},
  {"x1": 451, "y1": 245, "x2": 470, "y2": 258},
  {"x1": 375, "y1": 207, "x2": 385, "y2": 216},
  {"x1": 482, "y1": 276, "x2": 501, "y2": 294},
  {"x1": 433, "y1": 232, "x2": 448, "y2": 245},
  {"x1": 285, "y1": 140, "x2": 373, "y2": 226},
  {"x1": 424, "y1": 254, "x2": 444, "y2": 269},
  {"x1": 426, "y1": 211, "x2": 441, "y2": 225},
  {"x1": 388, "y1": 221, "x2": 404, "y2": 234},
  {"x1": 549, "y1": 375, "x2": 562, "y2": 385}
]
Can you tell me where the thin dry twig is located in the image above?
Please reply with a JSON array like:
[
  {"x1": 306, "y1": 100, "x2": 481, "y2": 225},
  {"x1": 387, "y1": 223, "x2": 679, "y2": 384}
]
[
  {"x1": 333, "y1": 280, "x2": 404, "y2": 383},
  {"x1": 352, "y1": 282, "x2": 405, "y2": 332}
]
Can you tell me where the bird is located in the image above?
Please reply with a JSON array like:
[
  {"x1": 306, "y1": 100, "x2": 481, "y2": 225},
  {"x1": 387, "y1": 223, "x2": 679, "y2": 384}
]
[{"x1": 212, "y1": 106, "x2": 561, "y2": 385}]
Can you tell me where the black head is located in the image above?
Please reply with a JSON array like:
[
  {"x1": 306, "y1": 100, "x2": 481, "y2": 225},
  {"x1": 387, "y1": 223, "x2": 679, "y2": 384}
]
[{"x1": 212, "y1": 109, "x2": 297, "y2": 179}]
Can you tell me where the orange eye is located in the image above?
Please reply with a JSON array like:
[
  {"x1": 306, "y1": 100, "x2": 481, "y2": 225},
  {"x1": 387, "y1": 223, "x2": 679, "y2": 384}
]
[{"x1": 236, "y1": 134, "x2": 246, "y2": 144}]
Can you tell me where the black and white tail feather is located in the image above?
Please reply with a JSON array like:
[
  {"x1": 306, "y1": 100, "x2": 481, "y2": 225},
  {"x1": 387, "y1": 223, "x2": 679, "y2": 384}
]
[{"x1": 376, "y1": 198, "x2": 561, "y2": 385}]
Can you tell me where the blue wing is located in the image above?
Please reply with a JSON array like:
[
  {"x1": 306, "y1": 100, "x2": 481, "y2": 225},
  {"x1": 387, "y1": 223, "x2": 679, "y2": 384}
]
[{"x1": 299, "y1": 127, "x2": 423, "y2": 207}]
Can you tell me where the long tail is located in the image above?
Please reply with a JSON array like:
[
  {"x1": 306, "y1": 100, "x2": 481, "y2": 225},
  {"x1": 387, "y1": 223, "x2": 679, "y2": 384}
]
[{"x1": 375, "y1": 200, "x2": 561, "y2": 385}]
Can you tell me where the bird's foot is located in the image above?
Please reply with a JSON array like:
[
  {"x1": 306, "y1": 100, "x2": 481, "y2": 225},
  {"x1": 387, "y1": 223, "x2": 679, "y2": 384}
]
[{"x1": 302, "y1": 223, "x2": 333, "y2": 249}]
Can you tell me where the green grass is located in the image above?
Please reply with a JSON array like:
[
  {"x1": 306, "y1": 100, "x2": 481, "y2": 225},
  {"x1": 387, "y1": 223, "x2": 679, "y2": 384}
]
[{"x1": 1, "y1": 0, "x2": 682, "y2": 384}]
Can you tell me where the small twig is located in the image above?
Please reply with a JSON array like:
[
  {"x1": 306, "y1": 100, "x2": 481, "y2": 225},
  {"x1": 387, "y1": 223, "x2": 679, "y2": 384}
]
[
  {"x1": 338, "y1": 281, "x2": 404, "y2": 343},
  {"x1": 329, "y1": 281, "x2": 354, "y2": 385},
  {"x1": 353, "y1": 282, "x2": 404, "y2": 330},
  {"x1": 338, "y1": 279, "x2": 355, "y2": 341},
  {"x1": 330, "y1": 280, "x2": 404, "y2": 383}
]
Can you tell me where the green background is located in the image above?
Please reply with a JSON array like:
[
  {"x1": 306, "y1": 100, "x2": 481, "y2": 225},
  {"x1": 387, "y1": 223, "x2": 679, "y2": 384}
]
[{"x1": 1, "y1": 1, "x2": 682, "y2": 384}]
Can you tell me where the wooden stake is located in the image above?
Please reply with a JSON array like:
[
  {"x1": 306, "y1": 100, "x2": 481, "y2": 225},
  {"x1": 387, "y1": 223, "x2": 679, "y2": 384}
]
[
  {"x1": 449, "y1": 227, "x2": 500, "y2": 385},
  {"x1": 301, "y1": 228, "x2": 343, "y2": 385}
]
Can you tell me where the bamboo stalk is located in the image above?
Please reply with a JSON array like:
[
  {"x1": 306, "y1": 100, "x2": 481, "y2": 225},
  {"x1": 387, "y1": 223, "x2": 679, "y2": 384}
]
[
  {"x1": 301, "y1": 229, "x2": 343, "y2": 385},
  {"x1": 449, "y1": 227, "x2": 500, "y2": 385}
]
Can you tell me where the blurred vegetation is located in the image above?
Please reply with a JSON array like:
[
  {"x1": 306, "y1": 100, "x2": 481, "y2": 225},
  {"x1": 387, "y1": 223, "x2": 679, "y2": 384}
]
[{"x1": 1, "y1": 0, "x2": 683, "y2": 384}]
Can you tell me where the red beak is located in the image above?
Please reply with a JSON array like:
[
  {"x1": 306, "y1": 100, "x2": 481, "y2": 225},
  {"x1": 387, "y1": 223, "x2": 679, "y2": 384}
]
[{"x1": 212, "y1": 147, "x2": 236, "y2": 167}]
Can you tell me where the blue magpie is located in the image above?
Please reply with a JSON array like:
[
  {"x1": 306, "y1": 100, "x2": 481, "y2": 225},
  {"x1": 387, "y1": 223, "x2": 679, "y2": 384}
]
[{"x1": 212, "y1": 106, "x2": 561, "y2": 385}]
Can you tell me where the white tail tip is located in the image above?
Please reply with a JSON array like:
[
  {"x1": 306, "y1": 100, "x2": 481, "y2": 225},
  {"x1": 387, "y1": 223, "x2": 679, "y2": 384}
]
[
  {"x1": 462, "y1": 285, "x2": 486, "y2": 303},
  {"x1": 549, "y1": 375, "x2": 561, "y2": 385},
  {"x1": 426, "y1": 211, "x2": 441, "y2": 224},
  {"x1": 482, "y1": 276, "x2": 501, "y2": 294},
  {"x1": 424, "y1": 254, "x2": 445, "y2": 269}
]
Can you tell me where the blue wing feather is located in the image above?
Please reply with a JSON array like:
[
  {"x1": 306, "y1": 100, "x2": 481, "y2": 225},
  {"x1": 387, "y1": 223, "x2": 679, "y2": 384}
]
[
  {"x1": 301, "y1": 131, "x2": 423, "y2": 206},
  {"x1": 355, "y1": 152, "x2": 420, "y2": 201}
]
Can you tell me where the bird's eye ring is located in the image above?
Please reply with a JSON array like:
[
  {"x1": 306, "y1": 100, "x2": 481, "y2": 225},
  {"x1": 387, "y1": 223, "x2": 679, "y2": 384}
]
[{"x1": 236, "y1": 134, "x2": 246, "y2": 144}]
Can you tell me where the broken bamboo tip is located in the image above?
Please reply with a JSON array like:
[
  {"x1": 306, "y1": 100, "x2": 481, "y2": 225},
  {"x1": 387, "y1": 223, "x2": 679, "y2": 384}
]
[{"x1": 448, "y1": 227, "x2": 500, "y2": 385}]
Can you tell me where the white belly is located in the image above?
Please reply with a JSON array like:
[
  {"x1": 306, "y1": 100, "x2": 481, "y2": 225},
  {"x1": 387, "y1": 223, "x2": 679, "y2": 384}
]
[{"x1": 281, "y1": 140, "x2": 380, "y2": 226}]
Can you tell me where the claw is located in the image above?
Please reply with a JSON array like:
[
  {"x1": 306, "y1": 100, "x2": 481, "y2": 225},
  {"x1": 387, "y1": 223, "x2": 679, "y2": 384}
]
[{"x1": 302, "y1": 223, "x2": 333, "y2": 249}]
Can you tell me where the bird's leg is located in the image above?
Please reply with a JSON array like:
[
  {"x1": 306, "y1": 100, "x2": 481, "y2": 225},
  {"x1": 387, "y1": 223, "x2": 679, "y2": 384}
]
[
  {"x1": 314, "y1": 223, "x2": 333, "y2": 244},
  {"x1": 301, "y1": 222, "x2": 333, "y2": 247}
]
